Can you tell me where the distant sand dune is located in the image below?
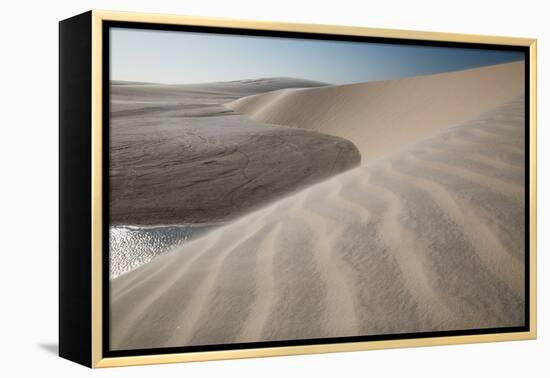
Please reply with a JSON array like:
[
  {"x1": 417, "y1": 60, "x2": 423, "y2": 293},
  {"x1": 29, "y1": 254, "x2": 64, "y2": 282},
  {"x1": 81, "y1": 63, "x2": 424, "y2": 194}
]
[
  {"x1": 227, "y1": 61, "x2": 524, "y2": 160},
  {"x1": 111, "y1": 96, "x2": 525, "y2": 350},
  {"x1": 110, "y1": 77, "x2": 328, "y2": 112}
]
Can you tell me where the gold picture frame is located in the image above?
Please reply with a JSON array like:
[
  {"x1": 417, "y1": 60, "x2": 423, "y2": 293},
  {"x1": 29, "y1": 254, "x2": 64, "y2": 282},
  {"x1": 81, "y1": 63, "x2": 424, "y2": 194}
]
[{"x1": 59, "y1": 9, "x2": 537, "y2": 368}]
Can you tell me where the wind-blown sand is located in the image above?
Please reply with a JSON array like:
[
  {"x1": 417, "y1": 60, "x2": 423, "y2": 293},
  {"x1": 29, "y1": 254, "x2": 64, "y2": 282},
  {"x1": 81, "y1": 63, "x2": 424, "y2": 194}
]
[
  {"x1": 110, "y1": 68, "x2": 525, "y2": 351},
  {"x1": 110, "y1": 78, "x2": 359, "y2": 225},
  {"x1": 111, "y1": 93, "x2": 525, "y2": 349},
  {"x1": 227, "y1": 61, "x2": 524, "y2": 159}
]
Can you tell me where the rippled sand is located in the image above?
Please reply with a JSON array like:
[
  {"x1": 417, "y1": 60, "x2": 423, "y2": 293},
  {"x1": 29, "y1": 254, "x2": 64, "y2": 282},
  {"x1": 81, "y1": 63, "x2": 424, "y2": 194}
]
[{"x1": 111, "y1": 94, "x2": 525, "y2": 350}]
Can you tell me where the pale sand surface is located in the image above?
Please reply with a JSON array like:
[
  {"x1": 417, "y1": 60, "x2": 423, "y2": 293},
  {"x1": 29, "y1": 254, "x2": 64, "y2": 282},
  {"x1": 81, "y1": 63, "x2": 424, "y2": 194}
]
[
  {"x1": 227, "y1": 61, "x2": 524, "y2": 160},
  {"x1": 111, "y1": 93, "x2": 525, "y2": 350},
  {"x1": 110, "y1": 78, "x2": 359, "y2": 225}
]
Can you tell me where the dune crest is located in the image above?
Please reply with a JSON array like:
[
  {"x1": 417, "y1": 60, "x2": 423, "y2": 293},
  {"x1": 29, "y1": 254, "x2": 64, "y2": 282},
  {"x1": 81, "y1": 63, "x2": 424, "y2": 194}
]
[{"x1": 226, "y1": 61, "x2": 524, "y2": 160}]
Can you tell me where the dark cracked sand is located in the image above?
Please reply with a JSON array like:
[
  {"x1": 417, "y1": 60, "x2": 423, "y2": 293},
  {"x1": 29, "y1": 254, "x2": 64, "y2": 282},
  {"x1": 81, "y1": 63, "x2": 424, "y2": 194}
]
[{"x1": 110, "y1": 78, "x2": 360, "y2": 226}]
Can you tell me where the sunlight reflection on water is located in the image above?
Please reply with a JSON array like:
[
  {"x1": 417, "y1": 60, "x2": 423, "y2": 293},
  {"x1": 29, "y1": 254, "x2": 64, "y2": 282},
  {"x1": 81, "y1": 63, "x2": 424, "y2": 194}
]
[{"x1": 109, "y1": 224, "x2": 217, "y2": 279}]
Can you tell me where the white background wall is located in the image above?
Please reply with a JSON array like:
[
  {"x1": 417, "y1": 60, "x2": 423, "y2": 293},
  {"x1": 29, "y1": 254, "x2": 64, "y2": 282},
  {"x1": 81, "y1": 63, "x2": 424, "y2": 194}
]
[{"x1": 1, "y1": 0, "x2": 546, "y2": 376}]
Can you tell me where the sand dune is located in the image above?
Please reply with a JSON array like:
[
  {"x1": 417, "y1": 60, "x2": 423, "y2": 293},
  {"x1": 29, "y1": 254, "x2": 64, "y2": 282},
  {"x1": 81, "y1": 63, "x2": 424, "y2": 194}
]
[
  {"x1": 172, "y1": 77, "x2": 328, "y2": 96},
  {"x1": 110, "y1": 96, "x2": 525, "y2": 350},
  {"x1": 227, "y1": 61, "x2": 524, "y2": 160},
  {"x1": 111, "y1": 77, "x2": 327, "y2": 113}
]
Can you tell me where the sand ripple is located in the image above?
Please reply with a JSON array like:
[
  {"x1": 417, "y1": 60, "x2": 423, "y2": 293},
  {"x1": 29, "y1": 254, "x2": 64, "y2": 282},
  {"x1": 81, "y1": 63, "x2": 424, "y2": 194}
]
[{"x1": 111, "y1": 96, "x2": 525, "y2": 350}]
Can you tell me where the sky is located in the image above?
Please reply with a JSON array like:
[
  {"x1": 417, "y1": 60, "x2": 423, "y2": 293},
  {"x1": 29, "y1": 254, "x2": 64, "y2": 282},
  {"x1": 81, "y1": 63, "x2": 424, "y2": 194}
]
[{"x1": 110, "y1": 27, "x2": 524, "y2": 85}]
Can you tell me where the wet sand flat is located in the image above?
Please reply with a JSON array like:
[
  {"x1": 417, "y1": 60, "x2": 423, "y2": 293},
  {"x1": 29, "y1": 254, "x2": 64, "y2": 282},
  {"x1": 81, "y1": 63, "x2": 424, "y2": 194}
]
[{"x1": 110, "y1": 78, "x2": 359, "y2": 225}]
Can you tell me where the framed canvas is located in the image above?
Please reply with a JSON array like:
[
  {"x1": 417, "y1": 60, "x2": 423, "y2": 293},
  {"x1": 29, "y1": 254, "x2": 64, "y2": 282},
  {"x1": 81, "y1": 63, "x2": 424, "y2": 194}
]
[{"x1": 59, "y1": 10, "x2": 537, "y2": 368}]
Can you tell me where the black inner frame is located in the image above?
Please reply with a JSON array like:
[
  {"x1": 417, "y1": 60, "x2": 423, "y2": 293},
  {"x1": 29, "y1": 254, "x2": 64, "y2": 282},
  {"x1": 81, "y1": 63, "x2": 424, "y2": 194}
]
[{"x1": 102, "y1": 20, "x2": 531, "y2": 358}]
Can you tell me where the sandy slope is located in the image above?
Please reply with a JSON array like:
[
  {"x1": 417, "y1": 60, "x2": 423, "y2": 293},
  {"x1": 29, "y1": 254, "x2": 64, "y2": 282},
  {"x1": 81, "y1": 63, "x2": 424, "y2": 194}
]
[
  {"x1": 110, "y1": 78, "x2": 359, "y2": 225},
  {"x1": 227, "y1": 61, "x2": 524, "y2": 160},
  {"x1": 110, "y1": 96, "x2": 525, "y2": 350}
]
